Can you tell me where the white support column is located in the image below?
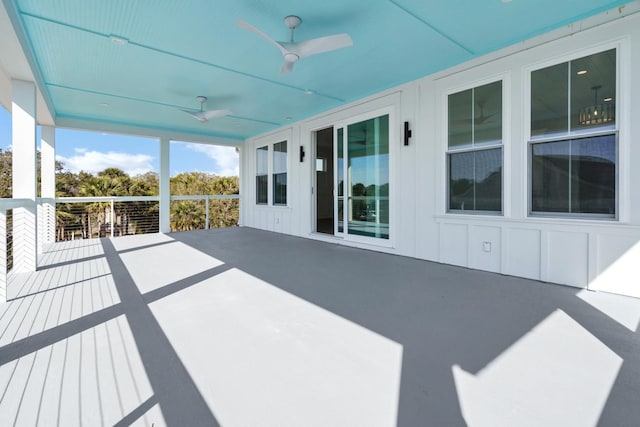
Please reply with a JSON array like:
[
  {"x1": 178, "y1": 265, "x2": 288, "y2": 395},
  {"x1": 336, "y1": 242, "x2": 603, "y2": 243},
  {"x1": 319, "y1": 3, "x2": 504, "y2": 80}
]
[
  {"x1": 159, "y1": 137, "x2": 170, "y2": 233},
  {"x1": 39, "y1": 126, "x2": 56, "y2": 250},
  {"x1": 11, "y1": 80, "x2": 37, "y2": 273},
  {"x1": 237, "y1": 146, "x2": 243, "y2": 226}
]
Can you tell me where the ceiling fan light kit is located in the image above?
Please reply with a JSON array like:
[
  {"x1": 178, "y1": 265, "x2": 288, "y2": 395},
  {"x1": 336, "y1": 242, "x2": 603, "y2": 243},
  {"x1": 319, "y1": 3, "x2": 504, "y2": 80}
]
[{"x1": 237, "y1": 15, "x2": 353, "y2": 75}]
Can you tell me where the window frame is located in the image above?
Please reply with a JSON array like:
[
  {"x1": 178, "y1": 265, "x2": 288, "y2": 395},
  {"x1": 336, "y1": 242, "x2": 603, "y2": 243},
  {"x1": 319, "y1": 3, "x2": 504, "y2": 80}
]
[
  {"x1": 527, "y1": 47, "x2": 620, "y2": 220},
  {"x1": 446, "y1": 79, "x2": 504, "y2": 215},
  {"x1": 255, "y1": 145, "x2": 269, "y2": 205},
  {"x1": 253, "y1": 138, "x2": 289, "y2": 208},
  {"x1": 272, "y1": 140, "x2": 288, "y2": 206},
  {"x1": 528, "y1": 130, "x2": 618, "y2": 219}
]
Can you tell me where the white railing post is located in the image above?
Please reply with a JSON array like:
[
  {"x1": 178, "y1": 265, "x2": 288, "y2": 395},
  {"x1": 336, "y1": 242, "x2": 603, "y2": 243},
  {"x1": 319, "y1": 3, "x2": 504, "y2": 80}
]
[
  {"x1": 159, "y1": 137, "x2": 171, "y2": 234},
  {"x1": 41, "y1": 126, "x2": 57, "y2": 247},
  {"x1": 205, "y1": 197, "x2": 210, "y2": 230}
]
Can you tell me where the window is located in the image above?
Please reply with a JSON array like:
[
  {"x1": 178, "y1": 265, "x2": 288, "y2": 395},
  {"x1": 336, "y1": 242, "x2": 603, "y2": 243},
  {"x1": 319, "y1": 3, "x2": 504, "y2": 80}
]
[
  {"x1": 447, "y1": 80, "x2": 503, "y2": 213},
  {"x1": 273, "y1": 141, "x2": 287, "y2": 205},
  {"x1": 530, "y1": 49, "x2": 616, "y2": 217},
  {"x1": 256, "y1": 146, "x2": 268, "y2": 204},
  {"x1": 255, "y1": 141, "x2": 288, "y2": 206}
]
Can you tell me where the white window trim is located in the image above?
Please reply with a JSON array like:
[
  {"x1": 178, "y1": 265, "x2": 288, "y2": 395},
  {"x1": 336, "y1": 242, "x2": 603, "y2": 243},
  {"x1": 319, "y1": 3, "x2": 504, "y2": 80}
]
[
  {"x1": 331, "y1": 104, "x2": 398, "y2": 248},
  {"x1": 523, "y1": 40, "x2": 627, "y2": 220},
  {"x1": 251, "y1": 128, "x2": 292, "y2": 209},
  {"x1": 301, "y1": 92, "x2": 401, "y2": 248},
  {"x1": 255, "y1": 145, "x2": 269, "y2": 205},
  {"x1": 443, "y1": 74, "x2": 510, "y2": 217},
  {"x1": 272, "y1": 140, "x2": 288, "y2": 206}
]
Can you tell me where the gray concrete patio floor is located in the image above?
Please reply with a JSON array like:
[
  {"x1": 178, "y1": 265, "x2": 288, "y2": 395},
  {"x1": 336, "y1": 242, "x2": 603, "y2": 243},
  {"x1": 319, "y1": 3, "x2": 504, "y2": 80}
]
[{"x1": 0, "y1": 227, "x2": 639, "y2": 426}]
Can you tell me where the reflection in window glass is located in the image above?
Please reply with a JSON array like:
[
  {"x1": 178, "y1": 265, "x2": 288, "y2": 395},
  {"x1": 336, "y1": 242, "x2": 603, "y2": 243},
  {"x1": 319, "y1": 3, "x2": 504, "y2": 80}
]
[
  {"x1": 571, "y1": 49, "x2": 616, "y2": 132},
  {"x1": 347, "y1": 115, "x2": 389, "y2": 239},
  {"x1": 531, "y1": 134, "x2": 615, "y2": 215},
  {"x1": 531, "y1": 49, "x2": 616, "y2": 138},
  {"x1": 449, "y1": 148, "x2": 502, "y2": 212},
  {"x1": 531, "y1": 62, "x2": 569, "y2": 137},
  {"x1": 256, "y1": 146, "x2": 268, "y2": 204},
  {"x1": 448, "y1": 82, "x2": 502, "y2": 149},
  {"x1": 337, "y1": 128, "x2": 344, "y2": 233},
  {"x1": 530, "y1": 48, "x2": 617, "y2": 218},
  {"x1": 273, "y1": 141, "x2": 287, "y2": 205},
  {"x1": 447, "y1": 81, "x2": 502, "y2": 213},
  {"x1": 531, "y1": 141, "x2": 570, "y2": 212},
  {"x1": 474, "y1": 81, "x2": 502, "y2": 146},
  {"x1": 448, "y1": 89, "x2": 472, "y2": 149}
]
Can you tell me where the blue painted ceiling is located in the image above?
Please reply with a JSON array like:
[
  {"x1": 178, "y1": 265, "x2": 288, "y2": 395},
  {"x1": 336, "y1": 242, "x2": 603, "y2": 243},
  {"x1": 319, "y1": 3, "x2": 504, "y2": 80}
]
[{"x1": 2, "y1": 0, "x2": 633, "y2": 142}]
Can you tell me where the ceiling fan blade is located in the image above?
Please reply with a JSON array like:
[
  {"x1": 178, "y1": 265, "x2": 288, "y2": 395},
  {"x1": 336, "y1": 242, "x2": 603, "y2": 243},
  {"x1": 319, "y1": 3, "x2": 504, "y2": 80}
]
[
  {"x1": 280, "y1": 60, "x2": 295, "y2": 75},
  {"x1": 237, "y1": 20, "x2": 288, "y2": 55},
  {"x1": 181, "y1": 109, "x2": 229, "y2": 123},
  {"x1": 181, "y1": 109, "x2": 201, "y2": 120},
  {"x1": 289, "y1": 33, "x2": 353, "y2": 58},
  {"x1": 202, "y1": 109, "x2": 232, "y2": 121}
]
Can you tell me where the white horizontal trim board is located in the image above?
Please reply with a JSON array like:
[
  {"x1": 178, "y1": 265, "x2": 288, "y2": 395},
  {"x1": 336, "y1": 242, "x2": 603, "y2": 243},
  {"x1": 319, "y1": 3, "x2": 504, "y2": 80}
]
[{"x1": 240, "y1": 8, "x2": 640, "y2": 299}]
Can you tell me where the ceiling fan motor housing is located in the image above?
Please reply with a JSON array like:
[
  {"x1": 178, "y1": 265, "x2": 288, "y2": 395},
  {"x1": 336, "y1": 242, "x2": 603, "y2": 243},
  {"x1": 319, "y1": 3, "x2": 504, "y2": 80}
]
[{"x1": 284, "y1": 52, "x2": 299, "y2": 63}]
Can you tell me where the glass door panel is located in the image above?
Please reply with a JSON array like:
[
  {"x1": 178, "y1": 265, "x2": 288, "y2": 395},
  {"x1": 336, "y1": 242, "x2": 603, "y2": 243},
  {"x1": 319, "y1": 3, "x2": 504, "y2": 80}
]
[
  {"x1": 346, "y1": 114, "x2": 389, "y2": 239},
  {"x1": 335, "y1": 127, "x2": 344, "y2": 235}
]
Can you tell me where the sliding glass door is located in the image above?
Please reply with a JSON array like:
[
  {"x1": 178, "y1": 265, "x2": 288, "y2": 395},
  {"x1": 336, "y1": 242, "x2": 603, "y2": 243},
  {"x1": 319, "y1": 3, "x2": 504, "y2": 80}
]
[{"x1": 334, "y1": 112, "x2": 390, "y2": 241}]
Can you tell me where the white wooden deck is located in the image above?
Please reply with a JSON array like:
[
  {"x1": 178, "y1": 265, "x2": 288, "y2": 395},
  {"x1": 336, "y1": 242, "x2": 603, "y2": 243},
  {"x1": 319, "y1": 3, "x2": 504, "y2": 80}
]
[{"x1": 1, "y1": 228, "x2": 639, "y2": 426}]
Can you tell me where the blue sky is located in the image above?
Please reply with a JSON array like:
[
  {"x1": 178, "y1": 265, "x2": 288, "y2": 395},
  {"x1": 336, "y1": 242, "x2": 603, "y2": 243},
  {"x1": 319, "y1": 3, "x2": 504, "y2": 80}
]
[{"x1": 0, "y1": 105, "x2": 238, "y2": 177}]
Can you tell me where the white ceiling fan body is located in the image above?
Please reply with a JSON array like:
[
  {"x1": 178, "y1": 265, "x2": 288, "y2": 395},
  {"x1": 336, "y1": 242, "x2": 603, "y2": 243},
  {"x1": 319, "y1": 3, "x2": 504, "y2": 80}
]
[
  {"x1": 181, "y1": 96, "x2": 231, "y2": 123},
  {"x1": 238, "y1": 15, "x2": 353, "y2": 74}
]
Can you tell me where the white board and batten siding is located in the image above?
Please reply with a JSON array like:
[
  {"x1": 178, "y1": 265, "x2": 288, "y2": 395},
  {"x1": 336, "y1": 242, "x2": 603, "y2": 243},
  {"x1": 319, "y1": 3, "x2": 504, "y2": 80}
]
[{"x1": 241, "y1": 6, "x2": 640, "y2": 299}]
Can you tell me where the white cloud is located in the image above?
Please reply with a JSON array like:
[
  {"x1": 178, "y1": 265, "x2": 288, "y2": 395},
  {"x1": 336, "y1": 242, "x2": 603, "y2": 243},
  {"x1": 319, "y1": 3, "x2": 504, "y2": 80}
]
[
  {"x1": 184, "y1": 143, "x2": 239, "y2": 176},
  {"x1": 56, "y1": 150, "x2": 154, "y2": 176}
]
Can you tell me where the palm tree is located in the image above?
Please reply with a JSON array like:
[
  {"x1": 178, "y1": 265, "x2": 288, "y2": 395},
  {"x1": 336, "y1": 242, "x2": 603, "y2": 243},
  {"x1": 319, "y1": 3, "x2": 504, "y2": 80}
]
[
  {"x1": 170, "y1": 200, "x2": 205, "y2": 231},
  {"x1": 79, "y1": 168, "x2": 130, "y2": 237}
]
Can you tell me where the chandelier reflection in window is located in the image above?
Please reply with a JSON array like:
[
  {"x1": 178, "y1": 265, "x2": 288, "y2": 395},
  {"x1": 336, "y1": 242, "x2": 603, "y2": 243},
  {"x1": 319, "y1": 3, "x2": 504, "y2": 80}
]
[{"x1": 579, "y1": 85, "x2": 615, "y2": 125}]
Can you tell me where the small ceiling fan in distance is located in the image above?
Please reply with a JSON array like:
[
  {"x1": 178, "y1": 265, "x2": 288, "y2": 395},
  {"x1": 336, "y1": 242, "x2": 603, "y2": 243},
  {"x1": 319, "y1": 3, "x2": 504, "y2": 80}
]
[
  {"x1": 181, "y1": 96, "x2": 231, "y2": 123},
  {"x1": 237, "y1": 15, "x2": 353, "y2": 75}
]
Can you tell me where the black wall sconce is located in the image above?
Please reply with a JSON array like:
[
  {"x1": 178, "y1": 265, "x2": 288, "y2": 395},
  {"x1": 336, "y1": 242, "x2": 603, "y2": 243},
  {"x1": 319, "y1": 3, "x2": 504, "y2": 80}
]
[
  {"x1": 404, "y1": 121, "x2": 412, "y2": 146},
  {"x1": 300, "y1": 145, "x2": 305, "y2": 162}
]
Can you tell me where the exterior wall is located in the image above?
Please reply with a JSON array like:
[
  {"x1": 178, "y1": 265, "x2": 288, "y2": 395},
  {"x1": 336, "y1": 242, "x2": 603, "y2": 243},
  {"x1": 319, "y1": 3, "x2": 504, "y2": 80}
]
[{"x1": 241, "y1": 9, "x2": 640, "y2": 298}]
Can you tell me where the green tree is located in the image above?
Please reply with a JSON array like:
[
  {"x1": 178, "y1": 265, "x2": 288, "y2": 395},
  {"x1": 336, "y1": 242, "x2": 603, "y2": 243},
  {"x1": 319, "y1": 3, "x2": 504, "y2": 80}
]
[
  {"x1": 0, "y1": 151, "x2": 239, "y2": 238},
  {"x1": 0, "y1": 149, "x2": 11, "y2": 198},
  {"x1": 169, "y1": 172, "x2": 239, "y2": 231}
]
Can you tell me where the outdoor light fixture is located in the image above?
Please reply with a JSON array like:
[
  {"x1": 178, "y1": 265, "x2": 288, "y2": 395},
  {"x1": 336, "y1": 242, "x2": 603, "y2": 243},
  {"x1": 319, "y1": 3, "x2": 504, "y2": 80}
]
[
  {"x1": 404, "y1": 121, "x2": 412, "y2": 146},
  {"x1": 579, "y1": 85, "x2": 614, "y2": 126},
  {"x1": 300, "y1": 145, "x2": 305, "y2": 162}
]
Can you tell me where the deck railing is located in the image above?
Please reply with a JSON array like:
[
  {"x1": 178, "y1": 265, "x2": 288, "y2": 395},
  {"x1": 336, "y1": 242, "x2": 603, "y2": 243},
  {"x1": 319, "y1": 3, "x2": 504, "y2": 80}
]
[
  {"x1": 55, "y1": 194, "x2": 239, "y2": 241},
  {"x1": 55, "y1": 196, "x2": 161, "y2": 240},
  {"x1": 0, "y1": 198, "x2": 32, "y2": 302},
  {"x1": 0, "y1": 195, "x2": 239, "y2": 302}
]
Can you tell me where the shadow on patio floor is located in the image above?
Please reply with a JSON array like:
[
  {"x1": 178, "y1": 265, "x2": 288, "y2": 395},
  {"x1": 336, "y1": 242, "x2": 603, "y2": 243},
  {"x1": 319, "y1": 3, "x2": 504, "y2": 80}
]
[{"x1": 1, "y1": 227, "x2": 639, "y2": 426}]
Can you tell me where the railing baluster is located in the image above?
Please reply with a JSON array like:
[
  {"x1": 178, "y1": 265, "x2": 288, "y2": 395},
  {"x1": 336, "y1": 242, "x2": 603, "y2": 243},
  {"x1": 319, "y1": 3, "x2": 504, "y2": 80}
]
[
  {"x1": 205, "y1": 197, "x2": 210, "y2": 230},
  {"x1": 110, "y1": 198, "x2": 115, "y2": 238},
  {"x1": 41, "y1": 194, "x2": 239, "y2": 241},
  {"x1": 0, "y1": 209, "x2": 6, "y2": 303}
]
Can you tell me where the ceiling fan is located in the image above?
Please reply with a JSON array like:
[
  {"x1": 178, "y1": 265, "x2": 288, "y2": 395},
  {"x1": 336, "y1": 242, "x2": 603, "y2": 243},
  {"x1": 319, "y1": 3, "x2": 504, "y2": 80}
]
[
  {"x1": 237, "y1": 15, "x2": 353, "y2": 75},
  {"x1": 181, "y1": 96, "x2": 231, "y2": 123},
  {"x1": 473, "y1": 101, "x2": 495, "y2": 125},
  {"x1": 456, "y1": 101, "x2": 495, "y2": 126}
]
